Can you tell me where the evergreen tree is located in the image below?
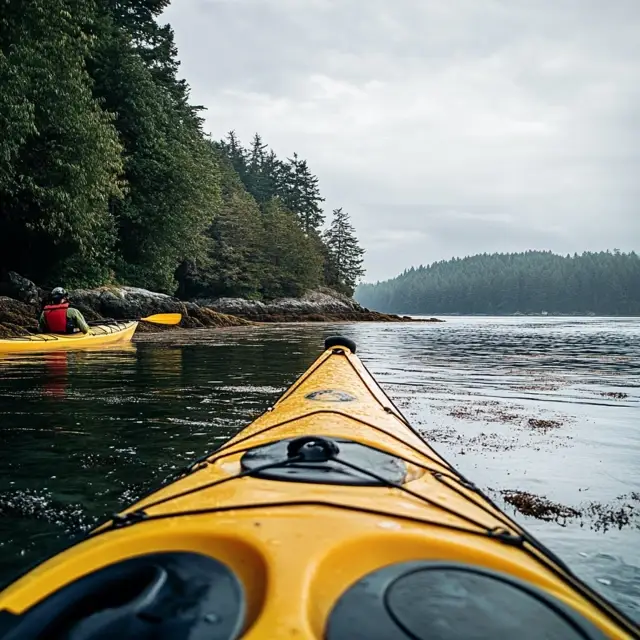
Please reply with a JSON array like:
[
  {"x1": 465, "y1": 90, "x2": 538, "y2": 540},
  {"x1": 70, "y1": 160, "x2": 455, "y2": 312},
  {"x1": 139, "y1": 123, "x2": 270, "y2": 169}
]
[
  {"x1": 263, "y1": 149, "x2": 285, "y2": 203},
  {"x1": 323, "y1": 208, "x2": 366, "y2": 296},
  {"x1": 280, "y1": 153, "x2": 325, "y2": 233},
  {"x1": 219, "y1": 130, "x2": 249, "y2": 186}
]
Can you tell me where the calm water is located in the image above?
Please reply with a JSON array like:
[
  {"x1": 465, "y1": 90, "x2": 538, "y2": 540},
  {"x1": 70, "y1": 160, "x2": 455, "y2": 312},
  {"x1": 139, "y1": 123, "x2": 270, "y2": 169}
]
[{"x1": 0, "y1": 316, "x2": 639, "y2": 621}]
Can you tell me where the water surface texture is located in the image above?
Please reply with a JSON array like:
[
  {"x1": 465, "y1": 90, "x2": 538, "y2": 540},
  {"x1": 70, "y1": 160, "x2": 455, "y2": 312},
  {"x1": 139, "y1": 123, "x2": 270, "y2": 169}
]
[{"x1": 0, "y1": 316, "x2": 639, "y2": 621}]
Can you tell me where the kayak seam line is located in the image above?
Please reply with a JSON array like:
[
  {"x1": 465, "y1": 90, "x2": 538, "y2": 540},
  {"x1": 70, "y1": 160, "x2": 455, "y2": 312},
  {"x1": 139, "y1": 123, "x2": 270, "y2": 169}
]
[
  {"x1": 201, "y1": 409, "x2": 449, "y2": 472},
  {"x1": 351, "y1": 355, "x2": 415, "y2": 426},
  {"x1": 107, "y1": 442, "x2": 522, "y2": 551},
  {"x1": 106, "y1": 454, "x2": 305, "y2": 518},
  {"x1": 91, "y1": 499, "x2": 506, "y2": 542},
  {"x1": 357, "y1": 356, "x2": 428, "y2": 432},
  {"x1": 331, "y1": 455, "x2": 520, "y2": 537}
]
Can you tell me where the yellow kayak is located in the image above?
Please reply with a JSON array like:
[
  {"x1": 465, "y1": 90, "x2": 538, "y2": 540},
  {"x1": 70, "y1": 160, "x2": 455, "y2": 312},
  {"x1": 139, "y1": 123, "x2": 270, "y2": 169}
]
[
  {"x1": 0, "y1": 336, "x2": 637, "y2": 639},
  {"x1": 0, "y1": 321, "x2": 138, "y2": 353}
]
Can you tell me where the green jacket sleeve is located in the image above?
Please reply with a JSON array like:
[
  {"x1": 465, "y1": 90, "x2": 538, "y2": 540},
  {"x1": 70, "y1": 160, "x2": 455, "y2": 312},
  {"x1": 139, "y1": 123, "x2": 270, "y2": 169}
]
[{"x1": 68, "y1": 308, "x2": 90, "y2": 334}]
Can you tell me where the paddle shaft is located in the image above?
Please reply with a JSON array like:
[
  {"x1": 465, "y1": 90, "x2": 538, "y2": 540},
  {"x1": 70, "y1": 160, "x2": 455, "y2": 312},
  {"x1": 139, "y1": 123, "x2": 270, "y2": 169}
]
[{"x1": 88, "y1": 313, "x2": 182, "y2": 326}]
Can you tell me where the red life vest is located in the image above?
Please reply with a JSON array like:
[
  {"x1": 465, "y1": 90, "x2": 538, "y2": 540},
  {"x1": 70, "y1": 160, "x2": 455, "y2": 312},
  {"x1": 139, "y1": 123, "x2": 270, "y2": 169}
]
[{"x1": 43, "y1": 303, "x2": 70, "y2": 333}]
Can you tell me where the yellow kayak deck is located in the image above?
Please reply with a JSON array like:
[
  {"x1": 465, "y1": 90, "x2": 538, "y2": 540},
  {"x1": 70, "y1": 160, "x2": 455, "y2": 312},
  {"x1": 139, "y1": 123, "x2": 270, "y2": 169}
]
[
  {"x1": 0, "y1": 336, "x2": 637, "y2": 639},
  {"x1": 0, "y1": 321, "x2": 138, "y2": 353}
]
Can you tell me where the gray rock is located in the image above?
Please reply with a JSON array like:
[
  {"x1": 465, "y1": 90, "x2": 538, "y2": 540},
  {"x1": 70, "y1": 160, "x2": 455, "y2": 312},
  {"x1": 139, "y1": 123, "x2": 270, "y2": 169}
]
[
  {"x1": 196, "y1": 288, "x2": 366, "y2": 319},
  {"x1": 0, "y1": 296, "x2": 39, "y2": 336},
  {"x1": 0, "y1": 271, "x2": 41, "y2": 308},
  {"x1": 68, "y1": 286, "x2": 185, "y2": 320}
]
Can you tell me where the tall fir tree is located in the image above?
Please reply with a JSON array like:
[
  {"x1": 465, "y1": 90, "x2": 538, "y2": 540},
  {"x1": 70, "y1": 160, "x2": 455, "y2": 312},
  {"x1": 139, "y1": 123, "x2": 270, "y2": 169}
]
[
  {"x1": 220, "y1": 130, "x2": 249, "y2": 186},
  {"x1": 245, "y1": 133, "x2": 272, "y2": 204},
  {"x1": 281, "y1": 153, "x2": 325, "y2": 233},
  {"x1": 323, "y1": 208, "x2": 366, "y2": 296}
]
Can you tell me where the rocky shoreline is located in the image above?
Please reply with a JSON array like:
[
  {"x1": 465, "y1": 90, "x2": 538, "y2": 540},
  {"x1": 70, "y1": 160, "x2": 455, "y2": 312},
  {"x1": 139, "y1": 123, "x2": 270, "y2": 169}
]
[
  {"x1": 193, "y1": 288, "x2": 439, "y2": 323},
  {"x1": 0, "y1": 272, "x2": 442, "y2": 338}
]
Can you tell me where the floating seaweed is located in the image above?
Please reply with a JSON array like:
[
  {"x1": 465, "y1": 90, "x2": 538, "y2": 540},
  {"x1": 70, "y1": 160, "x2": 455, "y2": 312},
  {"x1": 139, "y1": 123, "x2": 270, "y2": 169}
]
[
  {"x1": 526, "y1": 418, "x2": 562, "y2": 432},
  {"x1": 500, "y1": 490, "x2": 581, "y2": 523},
  {"x1": 493, "y1": 489, "x2": 639, "y2": 531}
]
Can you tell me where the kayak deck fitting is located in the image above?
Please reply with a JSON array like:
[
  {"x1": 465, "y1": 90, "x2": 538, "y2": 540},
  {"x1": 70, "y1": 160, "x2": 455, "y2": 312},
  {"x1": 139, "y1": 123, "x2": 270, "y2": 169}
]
[
  {"x1": 0, "y1": 321, "x2": 138, "y2": 353},
  {"x1": 0, "y1": 336, "x2": 637, "y2": 639}
]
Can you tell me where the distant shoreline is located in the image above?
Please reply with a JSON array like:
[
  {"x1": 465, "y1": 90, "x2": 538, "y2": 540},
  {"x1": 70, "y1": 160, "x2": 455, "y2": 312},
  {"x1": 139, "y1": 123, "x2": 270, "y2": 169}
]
[{"x1": 404, "y1": 313, "x2": 640, "y2": 318}]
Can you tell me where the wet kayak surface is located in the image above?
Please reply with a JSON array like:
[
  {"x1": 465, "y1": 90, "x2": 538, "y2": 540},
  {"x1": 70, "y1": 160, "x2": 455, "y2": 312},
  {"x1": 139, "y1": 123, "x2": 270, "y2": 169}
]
[{"x1": 0, "y1": 316, "x2": 638, "y2": 621}]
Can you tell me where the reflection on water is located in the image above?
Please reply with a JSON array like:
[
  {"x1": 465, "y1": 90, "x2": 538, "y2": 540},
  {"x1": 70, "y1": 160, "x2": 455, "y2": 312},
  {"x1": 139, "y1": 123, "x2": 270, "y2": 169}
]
[{"x1": 0, "y1": 316, "x2": 638, "y2": 621}]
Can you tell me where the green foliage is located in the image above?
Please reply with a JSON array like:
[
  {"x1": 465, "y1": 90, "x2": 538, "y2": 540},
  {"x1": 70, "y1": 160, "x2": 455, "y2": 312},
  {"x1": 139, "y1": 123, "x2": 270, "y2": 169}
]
[
  {"x1": 280, "y1": 153, "x2": 325, "y2": 233},
  {"x1": 177, "y1": 147, "x2": 265, "y2": 299},
  {"x1": 355, "y1": 250, "x2": 640, "y2": 315},
  {"x1": 260, "y1": 198, "x2": 324, "y2": 298},
  {"x1": 89, "y1": 12, "x2": 219, "y2": 293},
  {"x1": 0, "y1": 0, "x2": 124, "y2": 287},
  {"x1": 0, "y1": 1, "x2": 365, "y2": 300},
  {"x1": 323, "y1": 207, "x2": 366, "y2": 297},
  {"x1": 218, "y1": 132, "x2": 325, "y2": 234},
  {"x1": 211, "y1": 132, "x2": 359, "y2": 299}
]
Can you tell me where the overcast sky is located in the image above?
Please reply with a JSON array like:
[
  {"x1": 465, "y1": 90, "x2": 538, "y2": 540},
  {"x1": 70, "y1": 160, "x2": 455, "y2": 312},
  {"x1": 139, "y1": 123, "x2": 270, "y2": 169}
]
[{"x1": 161, "y1": 0, "x2": 640, "y2": 282}]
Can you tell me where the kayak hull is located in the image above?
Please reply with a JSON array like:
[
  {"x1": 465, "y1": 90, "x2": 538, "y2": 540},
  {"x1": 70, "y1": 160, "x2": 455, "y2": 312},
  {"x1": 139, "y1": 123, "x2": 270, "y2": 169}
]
[
  {"x1": 0, "y1": 337, "x2": 636, "y2": 639},
  {"x1": 0, "y1": 321, "x2": 138, "y2": 353}
]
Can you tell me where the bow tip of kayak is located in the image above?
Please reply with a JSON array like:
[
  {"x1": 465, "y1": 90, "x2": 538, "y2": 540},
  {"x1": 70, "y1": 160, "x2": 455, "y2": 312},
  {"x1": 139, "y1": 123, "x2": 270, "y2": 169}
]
[{"x1": 324, "y1": 336, "x2": 357, "y2": 354}]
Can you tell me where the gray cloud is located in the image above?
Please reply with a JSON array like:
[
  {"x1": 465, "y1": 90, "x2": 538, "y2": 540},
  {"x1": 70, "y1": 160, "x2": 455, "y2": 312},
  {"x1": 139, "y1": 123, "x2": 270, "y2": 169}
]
[{"x1": 162, "y1": 0, "x2": 640, "y2": 282}]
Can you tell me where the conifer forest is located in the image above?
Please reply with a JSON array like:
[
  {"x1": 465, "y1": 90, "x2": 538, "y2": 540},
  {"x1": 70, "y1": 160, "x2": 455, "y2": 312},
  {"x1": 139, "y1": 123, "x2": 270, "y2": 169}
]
[
  {"x1": 0, "y1": 0, "x2": 366, "y2": 298},
  {"x1": 355, "y1": 250, "x2": 640, "y2": 316}
]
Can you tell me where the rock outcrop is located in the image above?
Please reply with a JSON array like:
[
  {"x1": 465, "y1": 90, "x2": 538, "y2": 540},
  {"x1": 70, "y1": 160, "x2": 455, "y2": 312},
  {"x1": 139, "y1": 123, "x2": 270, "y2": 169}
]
[
  {"x1": 0, "y1": 274, "x2": 442, "y2": 339},
  {"x1": 0, "y1": 271, "x2": 41, "y2": 307},
  {"x1": 0, "y1": 277, "x2": 250, "y2": 338},
  {"x1": 197, "y1": 287, "x2": 443, "y2": 323},
  {"x1": 66, "y1": 286, "x2": 251, "y2": 331},
  {"x1": 0, "y1": 297, "x2": 39, "y2": 337}
]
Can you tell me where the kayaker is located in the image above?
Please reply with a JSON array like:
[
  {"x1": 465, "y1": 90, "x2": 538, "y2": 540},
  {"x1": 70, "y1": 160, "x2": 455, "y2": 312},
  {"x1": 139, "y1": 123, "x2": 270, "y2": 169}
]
[{"x1": 38, "y1": 287, "x2": 90, "y2": 334}]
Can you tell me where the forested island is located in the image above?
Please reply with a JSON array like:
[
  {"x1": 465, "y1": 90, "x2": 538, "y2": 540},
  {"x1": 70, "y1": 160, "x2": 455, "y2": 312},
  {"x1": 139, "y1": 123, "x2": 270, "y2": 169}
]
[
  {"x1": 355, "y1": 250, "x2": 640, "y2": 316},
  {"x1": 0, "y1": 0, "x2": 365, "y2": 302}
]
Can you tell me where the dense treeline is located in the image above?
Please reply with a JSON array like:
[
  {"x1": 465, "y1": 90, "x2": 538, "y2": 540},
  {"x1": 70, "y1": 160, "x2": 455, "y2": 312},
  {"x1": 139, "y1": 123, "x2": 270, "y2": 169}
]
[
  {"x1": 355, "y1": 250, "x2": 640, "y2": 315},
  {"x1": 179, "y1": 133, "x2": 364, "y2": 299},
  {"x1": 0, "y1": 0, "x2": 365, "y2": 298}
]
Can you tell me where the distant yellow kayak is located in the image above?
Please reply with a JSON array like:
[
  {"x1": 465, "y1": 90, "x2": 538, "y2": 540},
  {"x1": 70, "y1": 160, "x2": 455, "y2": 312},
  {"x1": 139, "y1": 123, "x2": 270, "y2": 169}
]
[
  {"x1": 0, "y1": 321, "x2": 138, "y2": 354},
  {"x1": 0, "y1": 313, "x2": 182, "y2": 354},
  {"x1": 0, "y1": 336, "x2": 637, "y2": 639}
]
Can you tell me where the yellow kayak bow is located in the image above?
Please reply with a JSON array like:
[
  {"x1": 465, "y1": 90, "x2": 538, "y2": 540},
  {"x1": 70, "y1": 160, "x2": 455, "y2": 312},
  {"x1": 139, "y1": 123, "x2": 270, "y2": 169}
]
[{"x1": 0, "y1": 336, "x2": 637, "y2": 639}]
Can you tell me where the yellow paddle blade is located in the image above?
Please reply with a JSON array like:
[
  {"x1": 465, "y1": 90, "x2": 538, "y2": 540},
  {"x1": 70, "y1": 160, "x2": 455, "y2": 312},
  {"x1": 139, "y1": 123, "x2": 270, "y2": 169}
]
[{"x1": 139, "y1": 313, "x2": 182, "y2": 325}]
